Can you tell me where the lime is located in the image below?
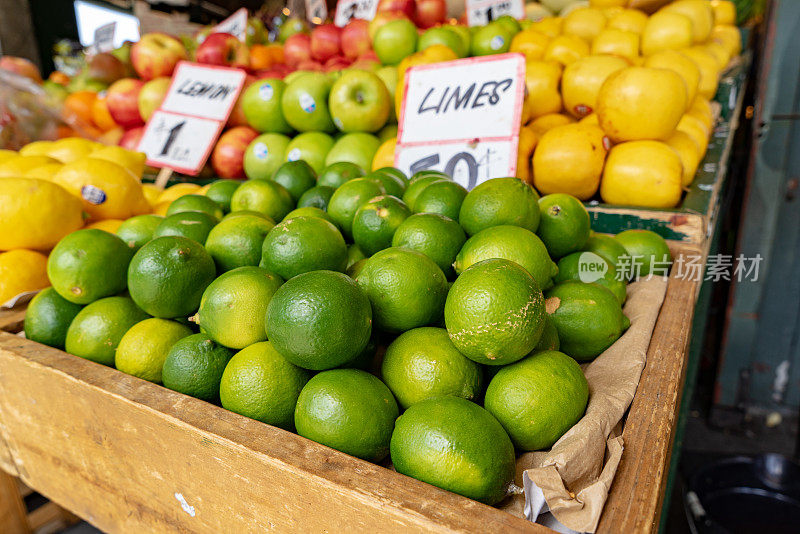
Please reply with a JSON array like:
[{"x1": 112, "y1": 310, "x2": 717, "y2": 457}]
[
  {"x1": 230, "y1": 179, "x2": 294, "y2": 222},
  {"x1": 271, "y1": 160, "x2": 317, "y2": 202},
  {"x1": 554, "y1": 251, "x2": 627, "y2": 304},
  {"x1": 402, "y1": 174, "x2": 447, "y2": 208},
  {"x1": 266, "y1": 270, "x2": 372, "y2": 370},
  {"x1": 205, "y1": 214, "x2": 275, "y2": 272},
  {"x1": 327, "y1": 178, "x2": 386, "y2": 239},
  {"x1": 65, "y1": 296, "x2": 149, "y2": 366},
  {"x1": 115, "y1": 318, "x2": 193, "y2": 382},
  {"x1": 220, "y1": 341, "x2": 311, "y2": 429},
  {"x1": 47, "y1": 229, "x2": 134, "y2": 305},
  {"x1": 204, "y1": 179, "x2": 241, "y2": 213},
  {"x1": 260, "y1": 216, "x2": 347, "y2": 279},
  {"x1": 317, "y1": 161, "x2": 365, "y2": 188},
  {"x1": 24, "y1": 287, "x2": 83, "y2": 349},
  {"x1": 346, "y1": 243, "x2": 366, "y2": 269},
  {"x1": 195, "y1": 266, "x2": 283, "y2": 349},
  {"x1": 409, "y1": 170, "x2": 449, "y2": 183},
  {"x1": 341, "y1": 336, "x2": 377, "y2": 370},
  {"x1": 297, "y1": 185, "x2": 336, "y2": 210},
  {"x1": 352, "y1": 195, "x2": 411, "y2": 256},
  {"x1": 294, "y1": 369, "x2": 398, "y2": 461},
  {"x1": 412, "y1": 179, "x2": 468, "y2": 220},
  {"x1": 116, "y1": 214, "x2": 163, "y2": 251},
  {"x1": 368, "y1": 169, "x2": 407, "y2": 197},
  {"x1": 537, "y1": 194, "x2": 591, "y2": 259},
  {"x1": 222, "y1": 210, "x2": 273, "y2": 221},
  {"x1": 614, "y1": 229, "x2": 672, "y2": 278},
  {"x1": 484, "y1": 350, "x2": 588, "y2": 451},
  {"x1": 282, "y1": 206, "x2": 336, "y2": 225},
  {"x1": 445, "y1": 258, "x2": 545, "y2": 365},
  {"x1": 390, "y1": 396, "x2": 515, "y2": 505},
  {"x1": 584, "y1": 233, "x2": 630, "y2": 268},
  {"x1": 546, "y1": 281, "x2": 630, "y2": 360},
  {"x1": 454, "y1": 225, "x2": 559, "y2": 289},
  {"x1": 381, "y1": 327, "x2": 483, "y2": 409},
  {"x1": 535, "y1": 314, "x2": 560, "y2": 352},
  {"x1": 458, "y1": 177, "x2": 541, "y2": 236},
  {"x1": 346, "y1": 258, "x2": 367, "y2": 279},
  {"x1": 152, "y1": 211, "x2": 217, "y2": 245},
  {"x1": 161, "y1": 333, "x2": 233, "y2": 401},
  {"x1": 391, "y1": 213, "x2": 466, "y2": 278},
  {"x1": 166, "y1": 194, "x2": 223, "y2": 222},
  {"x1": 355, "y1": 247, "x2": 448, "y2": 332},
  {"x1": 128, "y1": 236, "x2": 217, "y2": 318}
]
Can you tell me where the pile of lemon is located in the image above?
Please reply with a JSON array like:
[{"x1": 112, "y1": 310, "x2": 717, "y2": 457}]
[{"x1": 512, "y1": 0, "x2": 740, "y2": 208}]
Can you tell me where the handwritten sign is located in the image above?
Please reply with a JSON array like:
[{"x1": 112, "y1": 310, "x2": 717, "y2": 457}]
[
  {"x1": 213, "y1": 7, "x2": 248, "y2": 41},
  {"x1": 334, "y1": 0, "x2": 379, "y2": 27},
  {"x1": 466, "y1": 0, "x2": 524, "y2": 26},
  {"x1": 93, "y1": 22, "x2": 116, "y2": 52},
  {"x1": 138, "y1": 61, "x2": 247, "y2": 175},
  {"x1": 306, "y1": 0, "x2": 328, "y2": 24},
  {"x1": 394, "y1": 54, "x2": 525, "y2": 190}
]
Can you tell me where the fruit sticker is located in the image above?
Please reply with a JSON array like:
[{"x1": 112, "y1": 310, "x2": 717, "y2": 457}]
[
  {"x1": 259, "y1": 83, "x2": 274, "y2": 101},
  {"x1": 490, "y1": 36, "x2": 505, "y2": 50},
  {"x1": 466, "y1": 0, "x2": 524, "y2": 27},
  {"x1": 286, "y1": 148, "x2": 302, "y2": 162},
  {"x1": 299, "y1": 93, "x2": 316, "y2": 114},
  {"x1": 81, "y1": 185, "x2": 107, "y2": 205},
  {"x1": 253, "y1": 142, "x2": 269, "y2": 160}
]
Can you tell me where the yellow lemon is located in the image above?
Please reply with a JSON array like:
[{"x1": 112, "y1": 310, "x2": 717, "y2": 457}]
[
  {"x1": 24, "y1": 163, "x2": 63, "y2": 181},
  {"x1": 510, "y1": 30, "x2": 551, "y2": 61},
  {"x1": 591, "y1": 28, "x2": 639, "y2": 60},
  {"x1": 663, "y1": 0, "x2": 715, "y2": 44},
  {"x1": 520, "y1": 95, "x2": 533, "y2": 125},
  {"x1": 516, "y1": 126, "x2": 538, "y2": 185},
  {"x1": 0, "y1": 178, "x2": 84, "y2": 251},
  {"x1": 18, "y1": 140, "x2": 54, "y2": 157},
  {"x1": 562, "y1": 55, "x2": 629, "y2": 118},
  {"x1": 644, "y1": 49, "x2": 701, "y2": 109},
  {"x1": 372, "y1": 137, "x2": 397, "y2": 170},
  {"x1": 0, "y1": 249, "x2": 50, "y2": 305},
  {"x1": 142, "y1": 183, "x2": 163, "y2": 206},
  {"x1": 533, "y1": 123, "x2": 608, "y2": 200},
  {"x1": 197, "y1": 183, "x2": 212, "y2": 195},
  {"x1": 0, "y1": 155, "x2": 59, "y2": 178},
  {"x1": 665, "y1": 129, "x2": 701, "y2": 186},
  {"x1": 530, "y1": 17, "x2": 563, "y2": 38},
  {"x1": 563, "y1": 7, "x2": 607, "y2": 43},
  {"x1": 544, "y1": 34, "x2": 590, "y2": 66},
  {"x1": 710, "y1": 1, "x2": 737, "y2": 26},
  {"x1": 579, "y1": 113, "x2": 600, "y2": 126},
  {"x1": 153, "y1": 200, "x2": 171, "y2": 216},
  {"x1": 529, "y1": 113, "x2": 575, "y2": 137},
  {"x1": 679, "y1": 47, "x2": 720, "y2": 99},
  {"x1": 606, "y1": 8, "x2": 648, "y2": 34},
  {"x1": 589, "y1": 0, "x2": 626, "y2": 7},
  {"x1": 89, "y1": 146, "x2": 147, "y2": 178},
  {"x1": 44, "y1": 137, "x2": 100, "y2": 164},
  {"x1": 677, "y1": 114, "x2": 710, "y2": 154},
  {"x1": 704, "y1": 42, "x2": 731, "y2": 71},
  {"x1": 711, "y1": 25, "x2": 742, "y2": 57},
  {"x1": 85, "y1": 219, "x2": 126, "y2": 233},
  {"x1": 600, "y1": 140, "x2": 683, "y2": 208},
  {"x1": 641, "y1": 11, "x2": 693, "y2": 56},
  {"x1": 524, "y1": 60, "x2": 564, "y2": 118},
  {"x1": 688, "y1": 97, "x2": 714, "y2": 128},
  {"x1": 157, "y1": 182, "x2": 202, "y2": 203},
  {"x1": 0, "y1": 149, "x2": 16, "y2": 163}
]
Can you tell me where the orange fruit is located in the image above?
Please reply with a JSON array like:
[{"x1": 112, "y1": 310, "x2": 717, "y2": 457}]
[
  {"x1": 91, "y1": 95, "x2": 117, "y2": 132},
  {"x1": 63, "y1": 90, "x2": 97, "y2": 125}
]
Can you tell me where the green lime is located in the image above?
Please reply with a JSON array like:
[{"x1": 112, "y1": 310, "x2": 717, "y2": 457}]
[
  {"x1": 409, "y1": 170, "x2": 448, "y2": 183},
  {"x1": 317, "y1": 161, "x2": 365, "y2": 188},
  {"x1": 412, "y1": 179, "x2": 468, "y2": 220},
  {"x1": 161, "y1": 333, "x2": 233, "y2": 401},
  {"x1": 260, "y1": 216, "x2": 347, "y2": 279},
  {"x1": 47, "y1": 228, "x2": 134, "y2": 305},
  {"x1": 352, "y1": 195, "x2": 411, "y2": 256},
  {"x1": 271, "y1": 160, "x2": 317, "y2": 202},
  {"x1": 454, "y1": 225, "x2": 559, "y2": 289},
  {"x1": 584, "y1": 233, "x2": 630, "y2": 268},
  {"x1": 297, "y1": 185, "x2": 336, "y2": 210},
  {"x1": 554, "y1": 251, "x2": 627, "y2": 304},
  {"x1": 65, "y1": 296, "x2": 148, "y2": 366},
  {"x1": 205, "y1": 214, "x2": 275, "y2": 272},
  {"x1": 282, "y1": 206, "x2": 336, "y2": 225},
  {"x1": 535, "y1": 314, "x2": 560, "y2": 352},
  {"x1": 495, "y1": 15, "x2": 521, "y2": 35},
  {"x1": 222, "y1": 210, "x2": 273, "y2": 221},
  {"x1": 614, "y1": 229, "x2": 672, "y2": 278},
  {"x1": 327, "y1": 177, "x2": 386, "y2": 239},
  {"x1": 445, "y1": 258, "x2": 545, "y2": 365},
  {"x1": 230, "y1": 179, "x2": 294, "y2": 222},
  {"x1": 391, "y1": 213, "x2": 466, "y2": 278},
  {"x1": 204, "y1": 179, "x2": 242, "y2": 213},
  {"x1": 166, "y1": 194, "x2": 223, "y2": 222},
  {"x1": 537, "y1": 194, "x2": 591, "y2": 259},
  {"x1": 458, "y1": 177, "x2": 540, "y2": 236},
  {"x1": 356, "y1": 248, "x2": 448, "y2": 332},
  {"x1": 402, "y1": 174, "x2": 447, "y2": 208},
  {"x1": 545, "y1": 281, "x2": 630, "y2": 360},
  {"x1": 220, "y1": 341, "x2": 311, "y2": 429},
  {"x1": 116, "y1": 214, "x2": 163, "y2": 251},
  {"x1": 266, "y1": 270, "x2": 372, "y2": 370},
  {"x1": 294, "y1": 369, "x2": 398, "y2": 461},
  {"x1": 390, "y1": 396, "x2": 515, "y2": 505},
  {"x1": 128, "y1": 236, "x2": 217, "y2": 319},
  {"x1": 153, "y1": 211, "x2": 217, "y2": 245},
  {"x1": 195, "y1": 266, "x2": 283, "y2": 349},
  {"x1": 484, "y1": 350, "x2": 588, "y2": 451},
  {"x1": 341, "y1": 336, "x2": 377, "y2": 370},
  {"x1": 115, "y1": 318, "x2": 193, "y2": 382},
  {"x1": 24, "y1": 287, "x2": 83, "y2": 349},
  {"x1": 368, "y1": 168, "x2": 407, "y2": 198},
  {"x1": 381, "y1": 327, "x2": 482, "y2": 409},
  {"x1": 346, "y1": 243, "x2": 366, "y2": 269}
]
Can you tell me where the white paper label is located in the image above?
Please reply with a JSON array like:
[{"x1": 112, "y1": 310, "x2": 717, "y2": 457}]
[
  {"x1": 306, "y1": 0, "x2": 329, "y2": 23},
  {"x1": 334, "y1": 0, "x2": 379, "y2": 27},
  {"x1": 160, "y1": 62, "x2": 247, "y2": 122},
  {"x1": 138, "y1": 111, "x2": 222, "y2": 174},
  {"x1": 466, "y1": 0, "x2": 525, "y2": 26},
  {"x1": 93, "y1": 22, "x2": 116, "y2": 53},
  {"x1": 213, "y1": 8, "x2": 248, "y2": 41}
]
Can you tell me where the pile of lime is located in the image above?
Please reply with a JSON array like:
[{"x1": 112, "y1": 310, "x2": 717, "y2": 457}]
[{"x1": 26, "y1": 161, "x2": 672, "y2": 506}]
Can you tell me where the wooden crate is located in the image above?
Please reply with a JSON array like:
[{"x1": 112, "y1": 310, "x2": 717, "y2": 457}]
[{"x1": 0, "y1": 243, "x2": 700, "y2": 533}]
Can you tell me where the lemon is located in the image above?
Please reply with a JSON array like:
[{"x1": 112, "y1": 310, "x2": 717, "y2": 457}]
[
  {"x1": 524, "y1": 60, "x2": 563, "y2": 118},
  {"x1": 600, "y1": 140, "x2": 683, "y2": 208},
  {"x1": 0, "y1": 249, "x2": 50, "y2": 305},
  {"x1": 517, "y1": 125, "x2": 538, "y2": 184},
  {"x1": 44, "y1": 138, "x2": 100, "y2": 164},
  {"x1": 533, "y1": 123, "x2": 608, "y2": 200},
  {"x1": 19, "y1": 141, "x2": 54, "y2": 157},
  {"x1": 591, "y1": 28, "x2": 639, "y2": 60},
  {"x1": 142, "y1": 184, "x2": 163, "y2": 206},
  {"x1": 510, "y1": 29, "x2": 551, "y2": 61},
  {"x1": 640, "y1": 11, "x2": 693, "y2": 56},
  {"x1": 85, "y1": 219, "x2": 125, "y2": 233},
  {"x1": 679, "y1": 47, "x2": 720, "y2": 99},
  {"x1": 543, "y1": 34, "x2": 590, "y2": 66},
  {"x1": 644, "y1": 50, "x2": 701, "y2": 109},
  {"x1": 606, "y1": 8, "x2": 648, "y2": 34},
  {"x1": 529, "y1": 113, "x2": 575, "y2": 137},
  {"x1": 688, "y1": 97, "x2": 714, "y2": 129},
  {"x1": 711, "y1": 25, "x2": 742, "y2": 57},
  {"x1": 562, "y1": 7, "x2": 607, "y2": 42},
  {"x1": 704, "y1": 41, "x2": 732, "y2": 71},
  {"x1": 530, "y1": 17, "x2": 562, "y2": 38},
  {"x1": 665, "y1": 130, "x2": 701, "y2": 186},
  {"x1": 562, "y1": 55, "x2": 628, "y2": 118},
  {"x1": 710, "y1": 1, "x2": 737, "y2": 26},
  {"x1": 0, "y1": 155, "x2": 58, "y2": 177},
  {"x1": 24, "y1": 163, "x2": 62, "y2": 181},
  {"x1": 89, "y1": 146, "x2": 146, "y2": 178},
  {"x1": 663, "y1": 0, "x2": 715, "y2": 44},
  {"x1": 372, "y1": 137, "x2": 396, "y2": 170},
  {"x1": 677, "y1": 113, "x2": 711, "y2": 154},
  {"x1": 157, "y1": 183, "x2": 202, "y2": 204},
  {"x1": 0, "y1": 149, "x2": 16, "y2": 163}
]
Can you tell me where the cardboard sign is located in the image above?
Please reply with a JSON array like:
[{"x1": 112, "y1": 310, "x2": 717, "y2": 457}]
[
  {"x1": 213, "y1": 7, "x2": 248, "y2": 41},
  {"x1": 138, "y1": 61, "x2": 247, "y2": 175},
  {"x1": 334, "y1": 0, "x2": 379, "y2": 27},
  {"x1": 93, "y1": 22, "x2": 116, "y2": 52},
  {"x1": 306, "y1": 0, "x2": 328, "y2": 24},
  {"x1": 394, "y1": 53, "x2": 525, "y2": 190},
  {"x1": 466, "y1": 0, "x2": 525, "y2": 26}
]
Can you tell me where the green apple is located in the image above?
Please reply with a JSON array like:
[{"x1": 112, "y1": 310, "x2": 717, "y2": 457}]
[
  {"x1": 446, "y1": 25, "x2": 471, "y2": 54},
  {"x1": 329, "y1": 70, "x2": 391, "y2": 133},
  {"x1": 325, "y1": 133, "x2": 381, "y2": 171},
  {"x1": 284, "y1": 70, "x2": 307, "y2": 85},
  {"x1": 281, "y1": 72, "x2": 335, "y2": 132},
  {"x1": 418, "y1": 27, "x2": 467, "y2": 58},
  {"x1": 241, "y1": 79, "x2": 293, "y2": 134},
  {"x1": 470, "y1": 22, "x2": 512, "y2": 57},
  {"x1": 246, "y1": 17, "x2": 267, "y2": 47},
  {"x1": 373, "y1": 19, "x2": 418, "y2": 66},
  {"x1": 494, "y1": 15, "x2": 522, "y2": 37},
  {"x1": 285, "y1": 131, "x2": 335, "y2": 174},
  {"x1": 378, "y1": 124, "x2": 398, "y2": 142},
  {"x1": 244, "y1": 133, "x2": 292, "y2": 180},
  {"x1": 279, "y1": 17, "x2": 308, "y2": 43},
  {"x1": 375, "y1": 66, "x2": 399, "y2": 123}
]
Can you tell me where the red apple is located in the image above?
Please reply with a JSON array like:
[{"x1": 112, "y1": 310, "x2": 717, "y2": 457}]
[
  {"x1": 295, "y1": 60, "x2": 324, "y2": 72},
  {"x1": 211, "y1": 126, "x2": 259, "y2": 179},
  {"x1": 0, "y1": 56, "x2": 42, "y2": 83},
  {"x1": 310, "y1": 24, "x2": 342, "y2": 63},
  {"x1": 137, "y1": 77, "x2": 171, "y2": 122},
  {"x1": 130, "y1": 33, "x2": 187, "y2": 80},
  {"x1": 227, "y1": 75, "x2": 255, "y2": 127},
  {"x1": 358, "y1": 50, "x2": 380, "y2": 62},
  {"x1": 415, "y1": 0, "x2": 447, "y2": 29},
  {"x1": 196, "y1": 33, "x2": 249, "y2": 68},
  {"x1": 106, "y1": 78, "x2": 145, "y2": 128},
  {"x1": 284, "y1": 33, "x2": 312, "y2": 68},
  {"x1": 119, "y1": 126, "x2": 145, "y2": 151},
  {"x1": 350, "y1": 57, "x2": 381, "y2": 71},
  {"x1": 368, "y1": 11, "x2": 410, "y2": 43},
  {"x1": 341, "y1": 19, "x2": 372, "y2": 60},
  {"x1": 325, "y1": 56, "x2": 352, "y2": 72},
  {"x1": 377, "y1": 0, "x2": 416, "y2": 20}
]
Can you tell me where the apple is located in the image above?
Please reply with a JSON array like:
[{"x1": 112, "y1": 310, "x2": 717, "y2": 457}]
[
  {"x1": 325, "y1": 56, "x2": 352, "y2": 72},
  {"x1": 281, "y1": 72, "x2": 336, "y2": 132},
  {"x1": 349, "y1": 57, "x2": 381, "y2": 71},
  {"x1": 284, "y1": 33, "x2": 312, "y2": 67},
  {"x1": 196, "y1": 33, "x2": 249, "y2": 68},
  {"x1": 284, "y1": 131, "x2": 336, "y2": 174},
  {"x1": 211, "y1": 126, "x2": 259, "y2": 179},
  {"x1": 324, "y1": 132, "x2": 381, "y2": 171},
  {"x1": 0, "y1": 56, "x2": 41, "y2": 83},
  {"x1": 130, "y1": 33, "x2": 187, "y2": 80},
  {"x1": 48, "y1": 71, "x2": 70, "y2": 86},
  {"x1": 373, "y1": 19, "x2": 418, "y2": 65},
  {"x1": 98, "y1": 126, "x2": 125, "y2": 146},
  {"x1": 368, "y1": 11, "x2": 410, "y2": 43},
  {"x1": 243, "y1": 132, "x2": 291, "y2": 180},
  {"x1": 137, "y1": 77, "x2": 170, "y2": 122},
  {"x1": 418, "y1": 26, "x2": 467, "y2": 58},
  {"x1": 246, "y1": 17, "x2": 267, "y2": 47},
  {"x1": 376, "y1": 0, "x2": 416, "y2": 20},
  {"x1": 106, "y1": 78, "x2": 145, "y2": 128},
  {"x1": 375, "y1": 66, "x2": 399, "y2": 122},
  {"x1": 310, "y1": 24, "x2": 342, "y2": 63},
  {"x1": 279, "y1": 17, "x2": 308, "y2": 43},
  {"x1": 446, "y1": 24, "x2": 471, "y2": 54},
  {"x1": 119, "y1": 126, "x2": 145, "y2": 151},
  {"x1": 240, "y1": 78, "x2": 293, "y2": 134},
  {"x1": 295, "y1": 60, "x2": 325, "y2": 72},
  {"x1": 87, "y1": 52, "x2": 127, "y2": 84},
  {"x1": 341, "y1": 19, "x2": 371, "y2": 60},
  {"x1": 470, "y1": 22, "x2": 512, "y2": 56},
  {"x1": 415, "y1": 0, "x2": 447, "y2": 29},
  {"x1": 378, "y1": 123, "x2": 398, "y2": 142},
  {"x1": 329, "y1": 70, "x2": 391, "y2": 133}
]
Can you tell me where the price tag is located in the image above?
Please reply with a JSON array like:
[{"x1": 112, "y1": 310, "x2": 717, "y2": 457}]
[
  {"x1": 213, "y1": 7, "x2": 248, "y2": 41},
  {"x1": 306, "y1": 0, "x2": 328, "y2": 24},
  {"x1": 334, "y1": 0, "x2": 379, "y2": 27},
  {"x1": 93, "y1": 22, "x2": 116, "y2": 52},
  {"x1": 160, "y1": 62, "x2": 247, "y2": 121},
  {"x1": 466, "y1": 0, "x2": 524, "y2": 26},
  {"x1": 395, "y1": 54, "x2": 525, "y2": 189}
]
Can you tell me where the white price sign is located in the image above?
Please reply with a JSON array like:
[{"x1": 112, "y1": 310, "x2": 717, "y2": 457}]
[
  {"x1": 395, "y1": 54, "x2": 525, "y2": 189},
  {"x1": 334, "y1": 0, "x2": 379, "y2": 27},
  {"x1": 466, "y1": 0, "x2": 524, "y2": 26},
  {"x1": 93, "y1": 22, "x2": 116, "y2": 52},
  {"x1": 160, "y1": 62, "x2": 247, "y2": 121},
  {"x1": 213, "y1": 7, "x2": 248, "y2": 41},
  {"x1": 306, "y1": 0, "x2": 328, "y2": 23}
]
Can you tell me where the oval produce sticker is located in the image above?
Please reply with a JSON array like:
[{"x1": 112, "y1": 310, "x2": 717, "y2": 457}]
[{"x1": 81, "y1": 185, "x2": 107, "y2": 205}]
